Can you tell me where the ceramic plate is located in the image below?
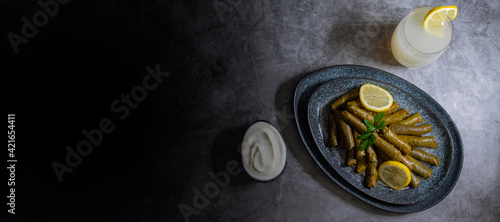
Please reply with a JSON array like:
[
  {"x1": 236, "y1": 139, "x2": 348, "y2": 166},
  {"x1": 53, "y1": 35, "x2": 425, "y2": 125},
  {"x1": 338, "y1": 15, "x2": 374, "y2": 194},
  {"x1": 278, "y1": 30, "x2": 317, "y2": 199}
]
[
  {"x1": 308, "y1": 77, "x2": 452, "y2": 205},
  {"x1": 293, "y1": 65, "x2": 463, "y2": 212}
]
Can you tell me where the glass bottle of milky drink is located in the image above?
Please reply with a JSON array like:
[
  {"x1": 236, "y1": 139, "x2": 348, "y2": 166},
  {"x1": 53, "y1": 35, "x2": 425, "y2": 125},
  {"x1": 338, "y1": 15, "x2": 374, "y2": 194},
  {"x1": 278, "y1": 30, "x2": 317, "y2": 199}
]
[{"x1": 391, "y1": 6, "x2": 453, "y2": 68}]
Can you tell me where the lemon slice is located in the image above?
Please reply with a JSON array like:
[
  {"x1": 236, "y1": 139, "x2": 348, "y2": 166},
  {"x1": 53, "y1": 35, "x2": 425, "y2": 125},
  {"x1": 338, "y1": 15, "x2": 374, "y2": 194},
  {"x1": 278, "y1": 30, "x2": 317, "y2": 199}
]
[
  {"x1": 378, "y1": 161, "x2": 412, "y2": 190},
  {"x1": 423, "y1": 6, "x2": 457, "y2": 28},
  {"x1": 359, "y1": 83, "x2": 393, "y2": 112}
]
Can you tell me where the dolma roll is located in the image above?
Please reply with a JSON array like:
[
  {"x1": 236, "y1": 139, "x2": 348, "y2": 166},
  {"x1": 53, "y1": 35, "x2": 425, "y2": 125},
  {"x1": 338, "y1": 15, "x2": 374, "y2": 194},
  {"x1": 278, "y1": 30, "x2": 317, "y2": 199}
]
[
  {"x1": 366, "y1": 146, "x2": 378, "y2": 163},
  {"x1": 328, "y1": 113, "x2": 338, "y2": 147},
  {"x1": 398, "y1": 135, "x2": 438, "y2": 148},
  {"x1": 330, "y1": 88, "x2": 360, "y2": 149},
  {"x1": 357, "y1": 155, "x2": 368, "y2": 173},
  {"x1": 372, "y1": 133, "x2": 403, "y2": 162},
  {"x1": 335, "y1": 110, "x2": 355, "y2": 150},
  {"x1": 400, "y1": 155, "x2": 415, "y2": 170},
  {"x1": 365, "y1": 162, "x2": 378, "y2": 188},
  {"x1": 399, "y1": 113, "x2": 424, "y2": 125},
  {"x1": 410, "y1": 148, "x2": 440, "y2": 166},
  {"x1": 347, "y1": 147, "x2": 357, "y2": 166},
  {"x1": 405, "y1": 155, "x2": 432, "y2": 179},
  {"x1": 346, "y1": 100, "x2": 360, "y2": 108},
  {"x1": 365, "y1": 146, "x2": 378, "y2": 187},
  {"x1": 409, "y1": 171, "x2": 421, "y2": 188},
  {"x1": 383, "y1": 102, "x2": 399, "y2": 116},
  {"x1": 353, "y1": 131, "x2": 365, "y2": 160},
  {"x1": 331, "y1": 88, "x2": 360, "y2": 111},
  {"x1": 379, "y1": 127, "x2": 412, "y2": 155},
  {"x1": 375, "y1": 148, "x2": 391, "y2": 162},
  {"x1": 383, "y1": 108, "x2": 410, "y2": 125},
  {"x1": 389, "y1": 123, "x2": 433, "y2": 136},
  {"x1": 347, "y1": 103, "x2": 375, "y2": 124},
  {"x1": 340, "y1": 110, "x2": 367, "y2": 133}
]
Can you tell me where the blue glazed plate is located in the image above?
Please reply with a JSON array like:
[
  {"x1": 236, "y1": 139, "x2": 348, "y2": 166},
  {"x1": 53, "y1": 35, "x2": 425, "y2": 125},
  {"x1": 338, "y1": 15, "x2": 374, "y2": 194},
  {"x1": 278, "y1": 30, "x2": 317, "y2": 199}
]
[{"x1": 293, "y1": 65, "x2": 463, "y2": 212}]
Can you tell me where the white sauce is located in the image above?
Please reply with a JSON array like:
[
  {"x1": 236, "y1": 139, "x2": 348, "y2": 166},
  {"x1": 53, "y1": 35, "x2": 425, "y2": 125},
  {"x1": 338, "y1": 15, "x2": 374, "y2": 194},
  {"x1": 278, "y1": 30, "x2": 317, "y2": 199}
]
[{"x1": 241, "y1": 122, "x2": 286, "y2": 181}]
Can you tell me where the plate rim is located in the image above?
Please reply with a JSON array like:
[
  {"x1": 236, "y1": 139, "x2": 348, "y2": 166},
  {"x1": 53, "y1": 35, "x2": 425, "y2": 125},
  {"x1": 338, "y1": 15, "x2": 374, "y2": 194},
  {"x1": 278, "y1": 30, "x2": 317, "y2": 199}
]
[{"x1": 293, "y1": 65, "x2": 464, "y2": 212}]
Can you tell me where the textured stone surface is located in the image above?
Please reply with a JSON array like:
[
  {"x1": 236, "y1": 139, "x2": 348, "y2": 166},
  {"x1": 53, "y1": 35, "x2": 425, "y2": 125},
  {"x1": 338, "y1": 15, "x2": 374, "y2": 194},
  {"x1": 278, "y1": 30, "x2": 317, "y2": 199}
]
[{"x1": 3, "y1": 0, "x2": 499, "y2": 221}]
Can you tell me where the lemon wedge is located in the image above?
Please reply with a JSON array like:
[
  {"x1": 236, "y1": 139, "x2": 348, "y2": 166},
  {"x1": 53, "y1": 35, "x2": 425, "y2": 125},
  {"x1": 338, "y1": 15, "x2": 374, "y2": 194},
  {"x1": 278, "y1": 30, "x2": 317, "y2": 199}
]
[
  {"x1": 423, "y1": 6, "x2": 457, "y2": 29},
  {"x1": 378, "y1": 161, "x2": 412, "y2": 190},
  {"x1": 359, "y1": 83, "x2": 393, "y2": 112}
]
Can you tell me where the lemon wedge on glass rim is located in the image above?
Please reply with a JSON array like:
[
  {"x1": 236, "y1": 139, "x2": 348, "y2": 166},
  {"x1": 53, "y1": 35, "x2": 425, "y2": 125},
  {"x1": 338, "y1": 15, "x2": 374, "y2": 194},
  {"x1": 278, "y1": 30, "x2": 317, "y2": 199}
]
[
  {"x1": 378, "y1": 161, "x2": 412, "y2": 190},
  {"x1": 423, "y1": 5, "x2": 458, "y2": 29},
  {"x1": 359, "y1": 83, "x2": 393, "y2": 112}
]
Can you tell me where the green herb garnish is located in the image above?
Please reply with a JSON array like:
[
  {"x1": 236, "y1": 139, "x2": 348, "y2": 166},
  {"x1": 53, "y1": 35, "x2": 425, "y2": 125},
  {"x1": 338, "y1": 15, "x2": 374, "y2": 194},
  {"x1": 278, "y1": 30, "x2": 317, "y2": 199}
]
[{"x1": 359, "y1": 111, "x2": 385, "y2": 151}]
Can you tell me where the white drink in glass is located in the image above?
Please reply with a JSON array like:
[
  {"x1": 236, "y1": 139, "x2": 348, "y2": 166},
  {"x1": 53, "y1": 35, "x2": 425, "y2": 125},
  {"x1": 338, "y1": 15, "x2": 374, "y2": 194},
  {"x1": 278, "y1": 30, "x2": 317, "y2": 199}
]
[{"x1": 391, "y1": 6, "x2": 453, "y2": 68}]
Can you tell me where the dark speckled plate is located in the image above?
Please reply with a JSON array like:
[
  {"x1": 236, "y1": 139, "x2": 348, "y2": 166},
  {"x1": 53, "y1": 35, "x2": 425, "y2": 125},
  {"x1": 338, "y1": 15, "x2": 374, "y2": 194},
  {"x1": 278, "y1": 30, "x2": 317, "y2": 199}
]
[{"x1": 294, "y1": 65, "x2": 463, "y2": 212}]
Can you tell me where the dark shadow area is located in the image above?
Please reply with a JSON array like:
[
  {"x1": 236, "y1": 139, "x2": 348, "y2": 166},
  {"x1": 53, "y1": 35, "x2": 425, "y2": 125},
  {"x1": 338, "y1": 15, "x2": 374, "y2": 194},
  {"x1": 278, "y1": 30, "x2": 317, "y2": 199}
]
[
  {"x1": 331, "y1": 23, "x2": 401, "y2": 67},
  {"x1": 211, "y1": 126, "x2": 254, "y2": 185}
]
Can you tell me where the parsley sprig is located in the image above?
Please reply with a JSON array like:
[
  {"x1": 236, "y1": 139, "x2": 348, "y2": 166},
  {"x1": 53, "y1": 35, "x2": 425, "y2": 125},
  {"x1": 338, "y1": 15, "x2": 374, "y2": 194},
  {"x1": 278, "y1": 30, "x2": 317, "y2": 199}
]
[{"x1": 359, "y1": 111, "x2": 385, "y2": 151}]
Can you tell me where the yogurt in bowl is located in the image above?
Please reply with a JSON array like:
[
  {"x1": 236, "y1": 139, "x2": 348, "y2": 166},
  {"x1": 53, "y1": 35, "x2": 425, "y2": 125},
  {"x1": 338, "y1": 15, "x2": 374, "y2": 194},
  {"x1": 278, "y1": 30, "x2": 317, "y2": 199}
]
[{"x1": 241, "y1": 121, "x2": 287, "y2": 182}]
